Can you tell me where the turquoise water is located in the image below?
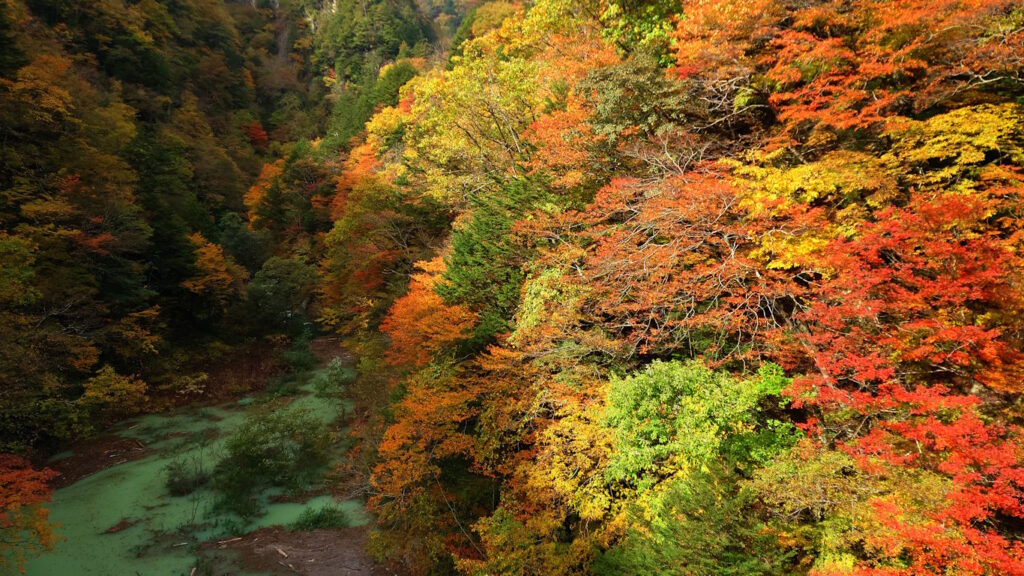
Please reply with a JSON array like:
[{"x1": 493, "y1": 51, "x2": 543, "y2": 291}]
[{"x1": 26, "y1": 367, "x2": 362, "y2": 576}]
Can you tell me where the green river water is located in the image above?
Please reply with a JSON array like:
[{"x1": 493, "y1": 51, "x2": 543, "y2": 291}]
[{"x1": 25, "y1": 364, "x2": 365, "y2": 576}]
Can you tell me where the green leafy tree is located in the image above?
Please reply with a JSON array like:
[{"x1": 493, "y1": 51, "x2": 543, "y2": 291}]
[
  {"x1": 604, "y1": 360, "x2": 791, "y2": 491},
  {"x1": 595, "y1": 466, "x2": 795, "y2": 576},
  {"x1": 437, "y1": 179, "x2": 552, "y2": 346},
  {"x1": 214, "y1": 406, "x2": 335, "y2": 517},
  {"x1": 244, "y1": 256, "x2": 319, "y2": 335}
]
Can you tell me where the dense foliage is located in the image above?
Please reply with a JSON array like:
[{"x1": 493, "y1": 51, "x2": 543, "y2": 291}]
[
  {"x1": 4, "y1": 0, "x2": 1024, "y2": 574},
  {"x1": 319, "y1": 0, "x2": 1024, "y2": 574},
  {"x1": 0, "y1": 0, "x2": 445, "y2": 569}
]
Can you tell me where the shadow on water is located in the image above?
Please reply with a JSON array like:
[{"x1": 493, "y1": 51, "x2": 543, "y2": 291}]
[{"x1": 26, "y1": 360, "x2": 364, "y2": 576}]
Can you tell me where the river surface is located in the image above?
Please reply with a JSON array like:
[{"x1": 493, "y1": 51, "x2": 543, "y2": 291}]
[{"x1": 26, "y1": 361, "x2": 364, "y2": 576}]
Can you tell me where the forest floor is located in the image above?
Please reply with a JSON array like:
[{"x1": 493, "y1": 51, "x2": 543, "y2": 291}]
[
  {"x1": 30, "y1": 336, "x2": 397, "y2": 576},
  {"x1": 47, "y1": 337, "x2": 349, "y2": 487},
  {"x1": 205, "y1": 526, "x2": 398, "y2": 575},
  {"x1": 207, "y1": 336, "x2": 398, "y2": 575},
  {"x1": 47, "y1": 434, "x2": 150, "y2": 488},
  {"x1": 45, "y1": 340, "x2": 287, "y2": 488}
]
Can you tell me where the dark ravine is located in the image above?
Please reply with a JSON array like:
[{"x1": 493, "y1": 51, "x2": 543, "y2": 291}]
[{"x1": 2, "y1": 0, "x2": 451, "y2": 571}]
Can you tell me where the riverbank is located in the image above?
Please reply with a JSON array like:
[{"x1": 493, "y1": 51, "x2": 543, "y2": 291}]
[{"x1": 25, "y1": 338, "x2": 392, "y2": 576}]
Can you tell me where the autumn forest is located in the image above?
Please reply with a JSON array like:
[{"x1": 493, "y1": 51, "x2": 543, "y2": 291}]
[{"x1": 2, "y1": 0, "x2": 1024, "y2": 574}]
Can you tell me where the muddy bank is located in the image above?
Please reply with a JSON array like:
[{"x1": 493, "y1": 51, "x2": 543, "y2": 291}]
[
  {"x1": 206, "y1": 526, "x2": 402, "y2": 575},
  {"x1": 47, "y1": 434, "x2": 150, "y2": 489}
]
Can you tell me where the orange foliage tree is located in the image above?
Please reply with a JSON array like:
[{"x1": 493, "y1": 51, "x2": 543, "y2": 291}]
[
  {"x1": 333, "y1": 0, "x2": 1024, "y2": 574},
  {"x1": 0, "y1": 455, "x2": 58, "y2": 574},
  {"x1": 380, "y1": 256, "x2": 477, "y2": 370}
]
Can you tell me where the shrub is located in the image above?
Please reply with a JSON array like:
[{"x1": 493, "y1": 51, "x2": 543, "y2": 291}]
[
  {"x1": 213, "y1": 407, "x2": 335, "y2": 517},
  {"x1": 164, "y1": 455, "x2": 209, "y2": 497},
  {"x1": 288, "y1": 505, "x2": 350, "y2": 531},
  {"x1": 79, "y1": 365, "x2": 148, "y2": 418},
  {"x1": 280, "y1": 330, "x2": 317, "y2": 372},
  {"x1": 310, "y1": 358, "x2": 354, "y2": 398}
]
